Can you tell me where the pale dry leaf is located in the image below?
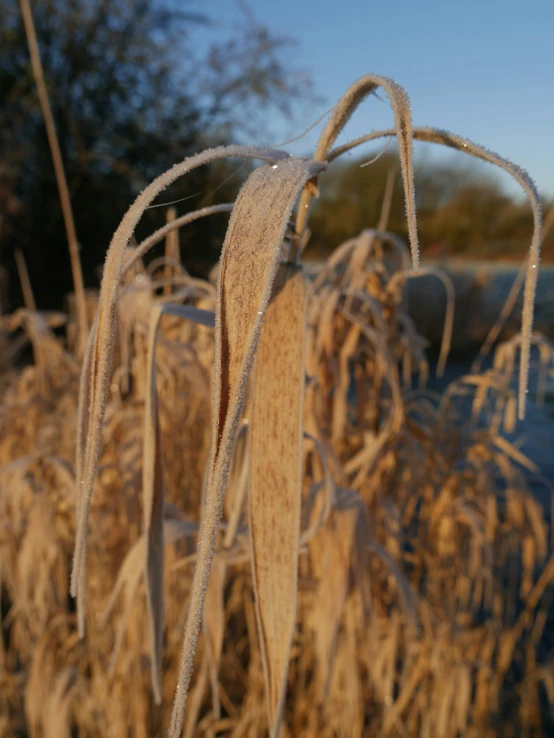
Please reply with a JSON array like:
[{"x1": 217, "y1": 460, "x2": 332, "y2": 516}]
[
  {"x1": 71, "y1": 144, "x2": 289, "y2": 634},
  {"x1": 169, "y1": 157, "x2": 325, "y2": 737},
  {"x1": 143, "y1": 303, "x2": 166, "y2": 705},
  {"x1": 296, "y1": 74, "x2": 419, "y2": 270},
  {"x1": 310, "y1": 506, "x2": 359, "y2": 702},
  {"x1": 249, "y1": 266, "x2": 307, "y2": 738}
]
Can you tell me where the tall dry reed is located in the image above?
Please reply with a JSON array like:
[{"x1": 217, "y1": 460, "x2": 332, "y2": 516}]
[{"x1": 0, "y1": 72, "x2": 551, "y2": 738}]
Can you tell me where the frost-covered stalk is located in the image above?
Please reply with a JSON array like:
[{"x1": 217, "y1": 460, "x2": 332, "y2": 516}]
[{"x1": 20, "y1": 0, "x2": 88, "y2": 351}]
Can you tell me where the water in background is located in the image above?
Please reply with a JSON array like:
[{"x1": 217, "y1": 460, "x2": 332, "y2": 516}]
[{"x1": 426, "y1": 348, "x2": 553, "y2": 511}]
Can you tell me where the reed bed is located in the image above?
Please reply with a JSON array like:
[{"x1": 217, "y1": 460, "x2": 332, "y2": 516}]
[{"x1": 0, "y1": 73, "x2": 553, "y2": 738}]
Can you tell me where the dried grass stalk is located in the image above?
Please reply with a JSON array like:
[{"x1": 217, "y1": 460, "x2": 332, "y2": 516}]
[
  {"x1": 124, "y1": 204, "x2": 234, "y2": 277},
  {"x1": 73, "y1": 319, "x2": 98, "y2": 631},
  {"x1": 169, "y1": 157, "x2": 325, "y2": 737},
  {"x1": 474, "y1": 209, "x2": 552, "y2": 374},
  {"x1": 142, "y1": 300, "x2": 219, "y2": 702},
  {"x1": 164, "y1": 207, "x2": 179, "y2": 296},
  {"x1": 14, "y1": 249, "x2": 37, "y2": 312},
  {"x1": 295, "y1": 74, "x2": 419, "y2": 270},
  {"x1": 249, "y1": 265, "x2": 307, "y2": 738},
  {"x1": 329, "y1": 125, "x2": 542, "y2": 418},
  {"x1": 378, "y1": 167, "x2": 396, "y2": 232},
  {"x1": 143, "y1": 303, "x2": 166, "y2": 705},
  {"x1": 20, "y1": 0, "x2": 88, "y2": 350},
  {"x1": 311, "y1": 505, "x2": 359, "y2": 701},
  {"x1": 71, "y1": 144, "x2": 290, "y2": 634},
  {"x1": 203, "y1": 556, "x2": 227, "y2": 718}
]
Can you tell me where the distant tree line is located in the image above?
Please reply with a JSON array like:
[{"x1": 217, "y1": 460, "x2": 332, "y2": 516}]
[
  {"x1": 306, "y1": 151, "x2": 554, "y2": 262},
  {"x1": 1, "y1": 0, "x2": 551, "y2": 313},
  {"x1": 0, "y1": 0, "x2": 313, "y2": 310}
]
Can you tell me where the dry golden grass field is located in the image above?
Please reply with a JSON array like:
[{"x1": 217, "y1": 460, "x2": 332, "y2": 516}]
[{"x1": 1, "y1": 41, "x2": 554, "y2": 738}]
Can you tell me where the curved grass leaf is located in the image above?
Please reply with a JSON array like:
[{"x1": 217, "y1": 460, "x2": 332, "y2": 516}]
[
  {"x1": 169, "y1": 157, "x2": 325, "y2": 737},
  {"x1": 71, "y1": 145, "x2": 290, "y2": 636},
  {"x1": 328, "y1": 126, "x2": 542, "y2": 419},
  {"x1": 295, "y1": 74, "x2": 419, "y2": 271},
  {"x1": 249, "y1": 265, "x2": 307, "y2": 737}
]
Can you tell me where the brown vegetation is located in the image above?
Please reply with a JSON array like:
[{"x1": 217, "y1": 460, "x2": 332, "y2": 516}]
[{"x1": 0, "y1": 72, "x2": 553, "y2": 738}]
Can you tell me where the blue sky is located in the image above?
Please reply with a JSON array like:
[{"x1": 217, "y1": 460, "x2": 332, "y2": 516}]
[{"x1": 206, "y1": 0, "x2": 554, "y2": 199}]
